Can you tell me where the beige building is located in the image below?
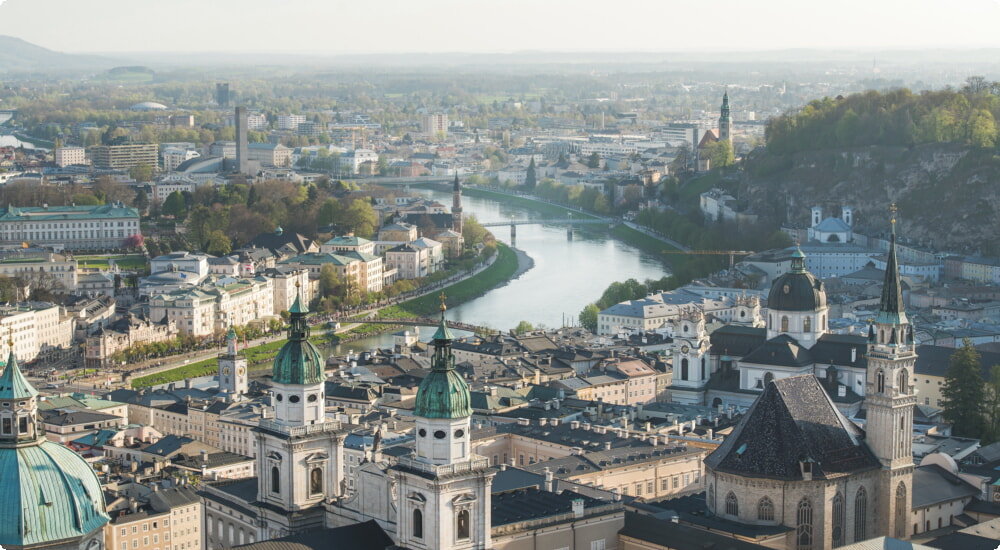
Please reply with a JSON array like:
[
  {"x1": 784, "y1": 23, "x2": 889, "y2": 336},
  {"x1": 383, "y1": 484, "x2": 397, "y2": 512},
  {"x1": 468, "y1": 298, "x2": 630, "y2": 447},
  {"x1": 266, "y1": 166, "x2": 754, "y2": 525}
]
[
  {"x1": 55, "y1": 146, "x2": 87, "y2": 167},
  {"x1": 0, "y1": 250, "x2": 79, "y2": 291},
  {"x1": 0, "y1": 202, "x2": 141, "y2": 251},
  {"x1": 148, "y1": 277, "x2": 274, "y2": 337},
  {"x1": 86, "y1": 314, "x2": 177, "y2": 369},
  {"x1": 0, "y1": 301, "x2": 74, "y2": 363},
  {"x1": 91, "y1": 142, "x2": 159, "y2": 171}
]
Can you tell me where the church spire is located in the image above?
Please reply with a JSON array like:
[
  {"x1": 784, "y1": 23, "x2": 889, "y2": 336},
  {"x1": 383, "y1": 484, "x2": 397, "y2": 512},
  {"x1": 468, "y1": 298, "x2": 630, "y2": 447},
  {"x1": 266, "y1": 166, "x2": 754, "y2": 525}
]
[
  {"x1": 414, "y1": 293, "x2": 471, "y2": 419},
  {"x1": 875, "y1": 204, "x2": 907, "y2": 327}
]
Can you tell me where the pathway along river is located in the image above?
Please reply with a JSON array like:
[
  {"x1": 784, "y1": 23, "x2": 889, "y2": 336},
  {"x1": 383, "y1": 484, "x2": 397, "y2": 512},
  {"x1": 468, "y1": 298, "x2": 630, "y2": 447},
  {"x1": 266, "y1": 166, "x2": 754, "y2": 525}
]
[{"x1": 322, "y1": 187, "x2": 669, "y2": 355}]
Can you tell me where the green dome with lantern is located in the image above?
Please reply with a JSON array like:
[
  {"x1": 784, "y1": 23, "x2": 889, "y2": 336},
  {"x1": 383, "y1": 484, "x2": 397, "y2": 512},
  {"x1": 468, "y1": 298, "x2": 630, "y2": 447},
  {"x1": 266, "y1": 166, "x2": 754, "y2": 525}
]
[
  {"x1": 413, "y1": 295, "x2": 472, "y2": 419},
  {"x1": 272, "y1": 292, "x2": 325, "y2": 385}
]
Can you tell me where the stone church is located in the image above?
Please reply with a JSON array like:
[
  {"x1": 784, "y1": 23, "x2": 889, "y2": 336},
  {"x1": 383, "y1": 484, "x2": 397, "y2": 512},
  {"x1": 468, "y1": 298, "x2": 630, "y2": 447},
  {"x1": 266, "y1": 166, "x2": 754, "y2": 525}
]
[{"x1": 698, "y1": 217, "x2": 918, "y2": 549}]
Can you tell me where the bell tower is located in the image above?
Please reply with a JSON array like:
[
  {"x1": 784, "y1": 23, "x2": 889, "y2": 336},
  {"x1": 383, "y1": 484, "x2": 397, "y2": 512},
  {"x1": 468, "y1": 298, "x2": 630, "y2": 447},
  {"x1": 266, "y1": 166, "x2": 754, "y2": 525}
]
[
  {"x1": 718, "y1": 89, "x2": 733, "y2": 145},
  {"x1": 865, "y1": 204, "x2": 915, "y2": 539},
  {"x1": 255, "y1": 287, "x2": 345, "y2": 538},
  {"x1": 392, "y1": 294, "x2": 493, "y2": 550},
  {"x1": 667, "y1": 307, "x2": 711, "y2": 405},
  {"x1": 218, "y1": 326, "x2": 248, "y2": 400},
  {"x1": 452, "y1": 174, "x2": 463, "y2": 235}
]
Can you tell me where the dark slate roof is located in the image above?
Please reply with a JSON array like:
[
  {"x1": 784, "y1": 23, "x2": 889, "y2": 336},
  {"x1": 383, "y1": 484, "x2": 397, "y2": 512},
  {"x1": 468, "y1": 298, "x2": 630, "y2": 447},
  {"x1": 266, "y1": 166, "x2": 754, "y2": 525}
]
[
  {"x1": 491, "y1": 487, "x2": 606, "y2": 527},
  {"x1": 244, "y1": 231, "x2": 314, "y2": 256},
  {"x1": 400, "y1": 212, "x2": 453, "y2": 230},
  {"x1": 710, "y1": 325, "x2": 767, "y2": 357},
  {"x1": 232, "y1": 520, "x2": 393, "y2": 550},
  {"x1": 740, "y1": 335, "x2": 814, "y2": 368},
  {"x1": 648, "y1": 493, "x2": 791, "y2": 539},
  {"x1": 926, "y1": 532, "x2": 1000, "y2": 550},
  {"x1": 911, "y1": 464, "x2": 980, "y2": 508},
  {"x1": 810, "y1": 333, "x2": 868, "y2": 369},
  {"x1": 40, "y1": 409, "x2": 120, "y2": 426},
  {"x1": 620, "y1": 511, "x2": 772, "y2": 550},
  {"x1": 915, "y1": 345, "x2": 1000, "y2": 379},
  {"x1": 705, "y1": 375, "x2": 879, "y2": 480},
  {"x1": 148, "y1": 485, "x2": 200, "y2": 511}
]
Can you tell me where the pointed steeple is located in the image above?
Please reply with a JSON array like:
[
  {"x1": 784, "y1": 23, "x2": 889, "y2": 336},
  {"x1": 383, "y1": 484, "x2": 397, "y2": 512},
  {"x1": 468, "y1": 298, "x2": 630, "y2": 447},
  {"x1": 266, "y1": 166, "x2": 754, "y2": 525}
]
[
  {"x1": 226, "y1": 325, "x2": 238, "y2": 356},
  {"x1": 0, "y1": 338, "x2": 36, "y2": 401},
  {"x1": 789, "y1": 245, "x2": 807, "y2": 273},
  {"x1": 271, "y1": 281, "x2": 324, "y2": 385},
  {"x1": 875, "y1": 204, "x2": 908, "y2": 327},
  {"x1": 453, "y1": 173, "x2": 461, "y2": 192}
]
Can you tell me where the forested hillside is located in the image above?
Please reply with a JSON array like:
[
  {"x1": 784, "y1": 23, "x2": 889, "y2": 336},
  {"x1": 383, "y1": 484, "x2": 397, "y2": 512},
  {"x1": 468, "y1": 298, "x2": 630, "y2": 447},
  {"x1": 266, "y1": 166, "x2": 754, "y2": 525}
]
[{"x1": 743, "y1": 82, "x2": 1000, "y2": 254}]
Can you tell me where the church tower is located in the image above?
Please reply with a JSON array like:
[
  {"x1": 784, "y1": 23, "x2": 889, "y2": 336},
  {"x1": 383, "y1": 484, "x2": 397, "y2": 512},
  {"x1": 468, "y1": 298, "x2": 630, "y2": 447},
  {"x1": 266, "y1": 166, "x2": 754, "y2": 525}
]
[
  {"x1": 218, "y1": 326, "x2": 248, "y2": 400},
  {"x1": 255, "y1": 287, "x2": 345, "y2": 538},
  {"x1": 452, "y1": 174, "x2": 464, "y2": 235},
  {"x1": 865, "y1": 205, "x2": 915, "y2": 539},
  {"x1": 718, "y1": 90, "x2": 733, "y2": 145},
  {"x1": 392, "y1": 295, "x2": 493, "y2": 550},
  {"x1": 667, "y1": 307, "x2": 712, "y2": 405}
]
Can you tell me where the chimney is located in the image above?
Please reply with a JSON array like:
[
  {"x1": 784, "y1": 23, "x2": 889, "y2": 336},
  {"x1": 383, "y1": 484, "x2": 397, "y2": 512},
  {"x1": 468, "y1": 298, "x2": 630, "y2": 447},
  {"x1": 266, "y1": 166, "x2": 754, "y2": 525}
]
[
  {"x1": 570, "y1": 421, "x2": 580, "y2": 430},
  {"x1": 152, "y1": 483, "x2": 159, "y2": 492},
  {"x1": 582, "y1": 422, "x2": 591, "y2": 431},
  {"x1": 851, "y1": 347, "x2": 857, "y2": 362},
  {"x1": 544, "y1": 467, "x2": 554, "y2": 492},
  {"x1": 500, "y1": 463, "x2": 507, "y2": 471},
  {"x1": 603, "y1": 441, "x2": 612, "y2": 451},
  {"x1": 572, "y1": 498, "x2": 585, "y2": 518},
  {"x1": 707, "y1": 429, "x2": 714, "y2": 440},
  {"x1": 129, "y1": 498, "x2": 138, "y2": 513},
  {"x1": 650, "y1": 436, "x2": 658, "y2": 446}
]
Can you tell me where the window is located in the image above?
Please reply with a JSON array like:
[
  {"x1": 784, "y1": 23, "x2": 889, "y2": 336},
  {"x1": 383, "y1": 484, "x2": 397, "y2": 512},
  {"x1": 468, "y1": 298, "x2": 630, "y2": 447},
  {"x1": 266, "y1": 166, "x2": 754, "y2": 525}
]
[
  {"x1": 647, "y1": 482, "x2": 654, "y2": 494},
  {"x1": 726, "y1": 492, "x2": 739, "y2": 517},
  {"x1": 413, "y1": 508, "x2": 423, "y2": 539},
  {"x1": 271, "y1": 466, "x2": 280, "y2": 493},
  {"x1": 758, "y1": 497, "x2": 774, "y2": 521},
  {"x1": 804, "y1": 316, "x2": 811, "y2": 332},
  {"x1": 895, "y1": 483, "x2": 907, "y2": 538},
  {"x1": 832, "y1": 492, "x2": 845, "y2": 547},
  {"x1": 132, "y1": 527, "x2": 138, "y2": 535},
  {"x1": 681, "y1": 358, "x2": 689, "y2": 380},
  {"x1": 121, "y1": 529, "x2": 126, "y2": 537},
  {"x1": 898, "y1": 370, "x2": 909, "y2": 395},
  {"x1": 144, "y1": 524, "x2": 149, "y2": 532},
  {"x1": 661, "y1": 478, "x2": 668, "y2": 491},
  {"x1": 796, "y1": 498, "x2": 813, "y2": 550},
  {"x1": 309, "y1": 467, "x2": 323, "y2": 495},
  {"x1": 855, "y1": 487, "x2": 868, "y2": 542},
  {"x1": 590, "y1": 540, "x2": 606, "y2": 550},
  {"x1": 635, "y1": 483, "x2": 642, "y2": 496},
  {"x1": 456, "y1": 509, "x2": 470, "y2": 540},
  {"x1": 877, "y1": 370, "x2": 885, "y2": 393},
  {"x1": 781, "y1": 316, "x2": 789, "y2": 332}
]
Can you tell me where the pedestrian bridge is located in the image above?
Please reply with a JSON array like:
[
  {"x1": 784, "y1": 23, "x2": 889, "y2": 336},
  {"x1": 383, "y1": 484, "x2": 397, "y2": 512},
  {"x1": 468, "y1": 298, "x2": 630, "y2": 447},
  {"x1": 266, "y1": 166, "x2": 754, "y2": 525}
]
[
  {"x1": 480, "y1": 218, "x2": 612, "y2": 227},
  {"x1": 343, "y1": 316, "x2": 497, "y2": 335}
]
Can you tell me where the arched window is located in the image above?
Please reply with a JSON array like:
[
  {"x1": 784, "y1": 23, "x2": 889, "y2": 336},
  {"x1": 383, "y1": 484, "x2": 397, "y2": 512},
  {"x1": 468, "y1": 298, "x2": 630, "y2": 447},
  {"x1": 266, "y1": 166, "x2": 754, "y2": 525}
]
[
  {"x1": 832, "y1": 493, "x2": 845, "y2": 547},
  {"x1": 309, "y1": 467, "x2": 323, "y2": 495},
  {"x1": 877, "y1": 370, "x2": 885, "y2": 394},
  {"x1": 804, "y1": 316, "x2": 811, "y2": 332},
  {"x1": 757, "y1": 497, "x2": 774, "y2": 521},
  {"x1": 781, "y1": 316, "x2": 789, "y2": 332},
  {"x1": 270, "y1": 466, "x2": 280, "y2": 494},
  {"x1": 895, "y1": 483, "x2": 907, "y2": 538},
  {"x1": 898, "y1": 370, "x2": 909, "y2": 395},
  {"x1": 854, "y1": 486, "x2": 868, "y2": 542},
  {"x1": 456, "y1": 509, "x2": 470, "y2": 540},
  {"x1": 413, "y1": 508, "x2": 423, "y2": 539},
  {"x1": 681, "y1": 359, "x2": 689, "y2": 381},
  {"x1": 796, "y1": 498, "x2": 813, "y2": 550},
  {"x1": 725, "y1": 491, "x2": 739, "y2": 517}
]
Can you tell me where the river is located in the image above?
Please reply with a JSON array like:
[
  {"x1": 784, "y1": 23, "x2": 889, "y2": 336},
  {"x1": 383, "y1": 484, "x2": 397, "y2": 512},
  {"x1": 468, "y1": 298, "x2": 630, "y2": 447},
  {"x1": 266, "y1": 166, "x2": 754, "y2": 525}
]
[{"x1": 322, "y1": 187, "x2": 668, "y2": 354}]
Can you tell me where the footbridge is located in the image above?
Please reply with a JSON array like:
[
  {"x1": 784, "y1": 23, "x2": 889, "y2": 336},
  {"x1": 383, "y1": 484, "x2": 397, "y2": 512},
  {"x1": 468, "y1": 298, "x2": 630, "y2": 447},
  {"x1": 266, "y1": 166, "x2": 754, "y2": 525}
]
[{"x1": 479, "y1": 218, "x2": 611, "y2": 227}]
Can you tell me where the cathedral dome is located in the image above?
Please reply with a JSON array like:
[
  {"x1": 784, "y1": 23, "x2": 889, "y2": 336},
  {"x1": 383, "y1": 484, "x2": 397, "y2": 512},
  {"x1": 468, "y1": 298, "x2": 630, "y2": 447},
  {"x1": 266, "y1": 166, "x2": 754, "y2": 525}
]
[
  {"x1": 768, "y1": 249, "x2": 826, "y2": 312},
  {"x1": 413, "y1": 312, "x2": 472, "y2": 419},
  {"x1": 0, "y1": 441, "x2": 110, "y2": 547},
  {"x1": 272, "y1": 295, "x2": 325, "y2": 385}
]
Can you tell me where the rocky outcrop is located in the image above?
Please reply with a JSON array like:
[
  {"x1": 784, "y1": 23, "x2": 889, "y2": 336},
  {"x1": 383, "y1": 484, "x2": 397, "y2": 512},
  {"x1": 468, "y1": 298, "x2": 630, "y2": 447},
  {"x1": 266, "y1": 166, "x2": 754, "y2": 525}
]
[{"x1": 742, "y1": 143, "x2": 1000, "y2": 253}]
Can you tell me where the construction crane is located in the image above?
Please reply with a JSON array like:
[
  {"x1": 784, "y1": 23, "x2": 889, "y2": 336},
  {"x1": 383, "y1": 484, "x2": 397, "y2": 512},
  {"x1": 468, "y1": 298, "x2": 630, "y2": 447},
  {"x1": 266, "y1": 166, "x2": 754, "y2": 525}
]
[{"x1": 661, "y1": 250, "x2": 754, "y2": 268}]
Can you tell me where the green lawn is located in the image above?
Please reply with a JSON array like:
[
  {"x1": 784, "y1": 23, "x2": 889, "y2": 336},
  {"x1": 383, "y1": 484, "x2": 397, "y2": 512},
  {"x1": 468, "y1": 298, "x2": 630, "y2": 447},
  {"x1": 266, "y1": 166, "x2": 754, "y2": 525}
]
[{"x1": 76, "y1": 254, "x2": 146, "y2": 271}]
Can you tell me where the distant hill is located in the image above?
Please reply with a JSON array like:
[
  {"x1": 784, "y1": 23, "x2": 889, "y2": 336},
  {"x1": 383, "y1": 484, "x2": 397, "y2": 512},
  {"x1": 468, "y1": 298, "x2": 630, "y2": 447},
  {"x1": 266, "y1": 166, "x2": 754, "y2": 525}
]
[{"x1": 0, "y1": 35, "x2": 118, "y2": 73}]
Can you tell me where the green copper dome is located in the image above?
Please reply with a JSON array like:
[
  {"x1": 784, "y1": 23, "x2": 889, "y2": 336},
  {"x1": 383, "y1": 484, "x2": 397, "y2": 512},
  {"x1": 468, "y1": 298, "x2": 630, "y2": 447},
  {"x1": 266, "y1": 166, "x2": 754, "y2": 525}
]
[
  {"x1": 414, "y1": 307, "x2": 472, "y2": 419},
  {"x1": 0, "y1": 441, "x2": 110, "y2": 546},
  {"x1": 272, "y1": 294, "x2": 325, "y2": 385}
]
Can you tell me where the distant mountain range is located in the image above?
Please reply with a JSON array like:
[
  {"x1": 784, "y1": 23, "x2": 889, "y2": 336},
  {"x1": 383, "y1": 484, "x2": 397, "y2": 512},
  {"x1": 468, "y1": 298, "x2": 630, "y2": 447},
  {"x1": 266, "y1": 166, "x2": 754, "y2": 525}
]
[{"x1": 0, "y1": 35, "x2": 120, "y2": 73}]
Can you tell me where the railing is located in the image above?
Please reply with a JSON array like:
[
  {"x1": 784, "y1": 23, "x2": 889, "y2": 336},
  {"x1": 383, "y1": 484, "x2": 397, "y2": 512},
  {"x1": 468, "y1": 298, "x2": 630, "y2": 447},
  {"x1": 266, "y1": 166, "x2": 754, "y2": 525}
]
[
  {"x1": 395, "y1": 455, "x2": 490, "y2": 477},
  {"x1": 258, "y1": 419, "x2": 342, "y2": 437}
]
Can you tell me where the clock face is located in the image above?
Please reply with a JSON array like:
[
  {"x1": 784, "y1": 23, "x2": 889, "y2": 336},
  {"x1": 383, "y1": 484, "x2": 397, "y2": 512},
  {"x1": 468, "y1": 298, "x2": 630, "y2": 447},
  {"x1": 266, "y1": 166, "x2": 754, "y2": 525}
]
[
  {"x1": 237, "y1": 367, "x2": 245, "y2": 376},
  {"x1": 681, "y1": 345, "x2": 690, "y2": 354},
  {"x1": 223, "y1": 367, "x2": 231, "y2": 375}
]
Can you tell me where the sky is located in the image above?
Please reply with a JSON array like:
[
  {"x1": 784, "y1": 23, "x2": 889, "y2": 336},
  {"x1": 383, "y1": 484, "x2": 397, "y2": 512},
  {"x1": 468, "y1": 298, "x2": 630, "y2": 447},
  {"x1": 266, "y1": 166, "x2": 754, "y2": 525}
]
[{"x1": 1, "y1": 0, "x2": 999, "y2": 55}]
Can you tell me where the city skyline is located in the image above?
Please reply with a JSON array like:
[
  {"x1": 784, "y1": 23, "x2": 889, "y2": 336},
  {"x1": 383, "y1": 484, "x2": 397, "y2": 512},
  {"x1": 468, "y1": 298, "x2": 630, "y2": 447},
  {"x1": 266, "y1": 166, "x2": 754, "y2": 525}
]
[{"x1": 1, "y1": 0, "x2": 999, "y2": 56}]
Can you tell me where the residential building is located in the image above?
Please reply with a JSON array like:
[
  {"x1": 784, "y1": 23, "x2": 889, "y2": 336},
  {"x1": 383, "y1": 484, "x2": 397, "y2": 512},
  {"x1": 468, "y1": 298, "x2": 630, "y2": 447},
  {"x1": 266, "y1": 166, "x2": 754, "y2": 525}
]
[
  {"x1": 0, "y1": 202, "x2": 141, "y2": 251},
  {"x1": 339, "y1": 149, "x2": 378, "y2": 174},
  {"x1": 55, "y1": 146, "x2": 87, "y2": 167},
  {"x1": 247, "y1": 143, "x2": 292, "y2": 167},
  {"x1": 277, "y1": 114, "x2": 306, "y2": 131},
  {"x1": 91, "y1": 141, "x2": 159, "y2": 171},
  {"x1": 148, "y1": 277, "x2": 274, "y2": 337},
  {"x1": 422, "y1": 113, "x2": 448, "y2": 137}
]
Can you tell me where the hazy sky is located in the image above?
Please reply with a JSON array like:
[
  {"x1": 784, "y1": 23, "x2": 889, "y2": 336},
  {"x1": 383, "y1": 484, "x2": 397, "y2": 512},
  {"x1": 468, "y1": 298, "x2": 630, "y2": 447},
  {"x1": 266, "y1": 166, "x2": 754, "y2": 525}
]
[{"x1": 1, "y1": 0, "x2": 999, "y2": 55}]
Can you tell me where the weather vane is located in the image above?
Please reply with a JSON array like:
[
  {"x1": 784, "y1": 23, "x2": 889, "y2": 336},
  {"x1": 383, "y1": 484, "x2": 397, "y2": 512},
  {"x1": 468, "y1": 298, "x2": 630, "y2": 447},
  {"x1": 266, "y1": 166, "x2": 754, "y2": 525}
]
[
  {"x1": 439, "y1": 292, "x2": 447, "y2": 312},
  {"x1": 890, "y1": 203, "x2": 897, "y2": 234}
]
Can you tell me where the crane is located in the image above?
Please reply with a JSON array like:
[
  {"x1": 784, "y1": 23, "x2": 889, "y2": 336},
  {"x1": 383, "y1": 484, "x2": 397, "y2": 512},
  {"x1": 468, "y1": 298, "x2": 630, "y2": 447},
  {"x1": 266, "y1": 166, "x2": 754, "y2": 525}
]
[{"x1": 661, "y1": 249, "x2": 754, "y2": 268}]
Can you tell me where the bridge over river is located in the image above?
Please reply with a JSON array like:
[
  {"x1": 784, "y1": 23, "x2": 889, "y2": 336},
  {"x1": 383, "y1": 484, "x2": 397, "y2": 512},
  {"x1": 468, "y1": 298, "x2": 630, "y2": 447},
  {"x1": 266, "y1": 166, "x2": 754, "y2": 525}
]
[{"x1": 338, "y1": 316, "x2": 497, "y2": 336}]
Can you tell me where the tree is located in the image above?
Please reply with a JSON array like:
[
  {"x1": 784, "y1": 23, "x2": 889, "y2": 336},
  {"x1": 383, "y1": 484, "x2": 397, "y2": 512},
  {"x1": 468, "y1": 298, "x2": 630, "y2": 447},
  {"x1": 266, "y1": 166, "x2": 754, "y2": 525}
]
[
  {"x1": 462, "y1": 215, "x2": 488, "y2": 247},
  {"x1": 341, "y1": 199, "x2": 377, "y2": 238},
  {"x1": 319, "y1": 264, "x2": 340, "y2": 297},
  {"x1": 587, "y1": 152, "x2": 601, "y2": 169},
  {"x1": 162, "y1": 191, "x2": 187, "y2": 220},
  {"x1": 206, "y1": 230, "x2": 232, "y2": 256},
  {"x1": 579, "y1": 303, "x2": 599, "y2": 332},
  {"x1": 128, "y1": 163, "x2": 154, "y2": 183},
  {"x1": 942, "y1": 338, "x2": 987, "y2": 438},
  {"x1": 134, "y1": 189, "x2": 150, "y2": 213},
  {"x1": 513, "y1": 321, "x2": 534, "y2": 335},
  {"x1": 525, "y1": 158, "x2": 537, "y2": 190},
  {"x1": 985, "y1": 365, "x2": 1000, "y2": 442},
  {"x1": 377, "y1": 155, "x2": 389, "y2": 176}
]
